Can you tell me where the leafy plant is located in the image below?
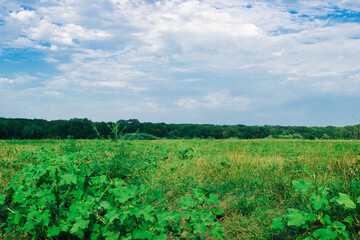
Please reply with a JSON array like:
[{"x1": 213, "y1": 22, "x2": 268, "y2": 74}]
[
  {"x1": 177, "y1": 189, "x2": 224, "y2": 239},
  {"x1": 272, "y1": 180, "x2": 360, "y2": 239},
  {"x1": 0, "y1": 152, "x2": 224, "y2": 240},
  {"x1": 177, "y1": 148, "x2": 197, "y2": 160},
  {"x1": 107, "y1": 122, "x2": 126, "y2": 140}
]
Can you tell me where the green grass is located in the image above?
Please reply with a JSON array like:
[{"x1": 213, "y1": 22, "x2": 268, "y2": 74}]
[{"x1": 0, "y1": 139, "x2": 359, "y2": 239}]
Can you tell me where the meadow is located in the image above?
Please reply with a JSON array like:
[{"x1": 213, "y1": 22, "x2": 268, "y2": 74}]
[{"x1": 0, "y1": 139, "x2": 359, "y2": 239}]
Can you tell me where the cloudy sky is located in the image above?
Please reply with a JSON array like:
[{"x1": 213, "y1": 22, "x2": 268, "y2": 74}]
[{"x1": 1, "y1": 0, "x2": 360, "y2": 126}]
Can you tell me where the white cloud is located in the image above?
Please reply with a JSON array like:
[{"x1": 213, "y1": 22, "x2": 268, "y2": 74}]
[
  {"x1": 130, "y1": 0, "x2": 264, "y2": 54},
  {"x1": 5, "y1": 5, "x2": 110, "y2": 48},
  {"x1": 14, "y1": 74, "x2": 38, "y2": 84},
  {"x1": 27, "y1": 21, "x2": 110, "y2": 46},
  {"x1": 8, "y1": 37, "x2": 34, "y2": 48},
  {"x1": 44, "y1": 90, "x2": 63, "y2": 97},
  {"x1": 176, "y1": 90, "x2": 251, "y2": 111},
  {"x1": 9, "y1": 9, "x2": 36, "y2": 22},
  {"x1": 2, "y1": 0, "x2": 360, "y2": 124},
  {"x1": 0, "y1": 74, "x2": 38, "y2": 85},
  {"x1": 184, "y1": 78, "x2": 202, "y2": 82},
  {"x1": 0, "y1": 77, "x2": 14, "y2": 84},
  {"x1": 281, "y1": 77, "x2": 300, "y2": 84},
  {"x1": 44, "y1": 48, "x2": 149, "y2": 92}
]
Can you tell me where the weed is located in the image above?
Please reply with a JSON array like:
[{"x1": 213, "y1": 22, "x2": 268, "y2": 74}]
[
  {"x1": 272, "y1": 180, "x2": 360, "y2": 239},
  {"x1": 0, "y1": 152, "x2": 224, "y2": 240}
]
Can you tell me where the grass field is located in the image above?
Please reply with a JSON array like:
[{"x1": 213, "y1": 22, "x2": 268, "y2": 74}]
[{"x1": 0, "y1": 139, "x2": 359, "y2": 239}]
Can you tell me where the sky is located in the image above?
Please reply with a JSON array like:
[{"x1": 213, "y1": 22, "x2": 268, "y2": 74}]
[{"x1": 1, "y1": 0, "x2": 360, "y2": 126}]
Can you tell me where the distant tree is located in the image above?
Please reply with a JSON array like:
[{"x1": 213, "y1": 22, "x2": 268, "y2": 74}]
[
  {"x1": 67, "y1": 118, "x2": 94, "y2": 139},
  {"x1": 222, "y1": 126, "x2": 238, "y2": 138},
  {"x1": 0, "y1": 119, "x2": 10, "y2": 139},
  {"x1": 22, "y1": 124, "x2": 46, "y2": 139}
]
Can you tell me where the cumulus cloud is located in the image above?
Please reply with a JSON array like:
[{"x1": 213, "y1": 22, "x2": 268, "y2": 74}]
[
  {"x1": 9, "y1": 9, "x2": 36, "y2": 22},
  {"x1": 27, "y1": 21, "x2": 110, "y2": 46},
  {"x1": 4, "y1": 5, "x2": 111, "y2": 48},
  {"x1": 1, "y1": 0, "x2": 360, "y2": 124}
]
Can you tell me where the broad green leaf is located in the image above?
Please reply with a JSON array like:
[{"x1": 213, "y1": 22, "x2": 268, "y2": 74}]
[
  {"x1": 156, "y1": 210, "x2": 175, "y2": 225},
  {"x1": 318, "y1": 186, "x2": 330, "y2": 196},
  {"x1": 13, "y1": 186, "x2": 26, "y2": 203},
  {"x1": 192, "y1": 189, "x2": 205, "y2": 199},
  {"x1": 313, "y1": 229, "x2": 331, "y2": 240},
  {"x1": 104, "y1": 231, "x2": 121, "y2": 240},
  {"x1": 322, "y1": 215, "x2": 331, "y2": 225},
  {"x1": 194, "y1": 222, "x2": 208, "y2": 233},
  {"x1": 330, "y1": 221, "x2": 349, "y2": 238},
  {"x1": 180, "y1": 194, "x2": 197, "y2": 209},
  {"x1": 153, "y1": 233, "x2": 167, "y2": 240},
  {"x1": 271, "y1": 218, "x2": 285, "y2": 231},
  {"x1": 331, "y1": 221, "x2": 346, "y2": 231},
  {"x1": 91, "y1": 232, "x2": 100, "y2": 240},
  {"x1": 189, "y1": 210, "x2": 201, "y2": 223},
  {"x1": 60, "y1": 173, "x2": 78, "y2": 185},
  {"x1": 34, "y1": 189, "x2": 56, "y2": 208},
  {"x1": 292, "y1": 180, "x2": 313, "y2": 194},
  {"x1": 67, "y1": 205, "x2": 82, "y2": 221},
  {"x1": 207, "y1": 193, "x2": 220, "y2": 205},
  {"x1": 92, "y1": 223, "x2": 101, "y2": 232},
  {"x1": 287, "y1": 209, "x2": 306, "y2": 227},
  {"x1": 211, "y1": 208, "x2": 224, "y2": 216},
  {"x1": 75, "y1": 229, "x2": 85, "y2": 238},
  {"x1": 140, "y1": 205, "x2": 155, "y2": 222},
  {"x1": 328, "y1": 231, "x2": 339, "y2": 239},
  {"x1": 70, "y1": 218, "x2": 89, "y2": 234},
  {"x1": 344, "y1": 216, "x2": 354, "y2": 226},
  {"x1": 37, "y1": 209, "x2": 51, "y2": 226},
  {"x1": 99, "y1": 201, "x2": 111, "y2": 209},
  {"x1": 325, "y1": 225, "x2": 339, "y2": 239},
  {"x1": 111, "y1": 185, "x2": 137, "y2": 203},
  {"x1": 357, "y1": 196, "x2": 360, "y2": 204},
  {"x1": 305, "y1": 213, "x2": 316, "y2": 222},
  {"x1": 105, "y1": 210, "x2": 120, "y2": 224},
  {"x1": 91, "y1": 175, "x2": 108, "y2": 185},
  {"x1": 118, "y1": 210, "x2": 129, "y2": 224},
  {"x1": 310, "y1": 193, "x2": 329, "y2": 211},
  {"x1": 61, "y1": 221, "x2": 71, "y2": 232},
  {"x1": 0, "y1": 194, "x2": 5, "y2": 205},
  {"x1": 11, "y1": 213, "x2": 22, "y2": 225},
  {"x1": 132, "y1": 229, "x2": 154, "y2": 239},
  {"x1": 113, "y1": 178, "x2": 125, "y2": 186},
  {"x1": 208, "y1": 222, "x2": 224, "y2": 240},
  {"x1": 24, "y1": 219, "x2": 36, "y2": 233},
  {"x1": 47, "y1": 225, "x2": 61, "y2": 237},
  {"x1": 335, "y1": 193, "x2": 356, "y2": 209}
]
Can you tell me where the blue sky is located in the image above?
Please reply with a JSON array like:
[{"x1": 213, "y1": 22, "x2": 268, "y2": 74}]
[{"x1": 1, "y1": 0, "x2": 360, "y2": 126}]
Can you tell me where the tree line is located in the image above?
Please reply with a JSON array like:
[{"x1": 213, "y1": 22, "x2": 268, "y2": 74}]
[{"x1": 0, "y1": 117, "x2": 359, "y2": 140}]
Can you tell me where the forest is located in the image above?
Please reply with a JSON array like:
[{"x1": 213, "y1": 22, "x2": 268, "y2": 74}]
[{"x1": 0, "y1": 117, "x2": 359, "y2": 140}]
